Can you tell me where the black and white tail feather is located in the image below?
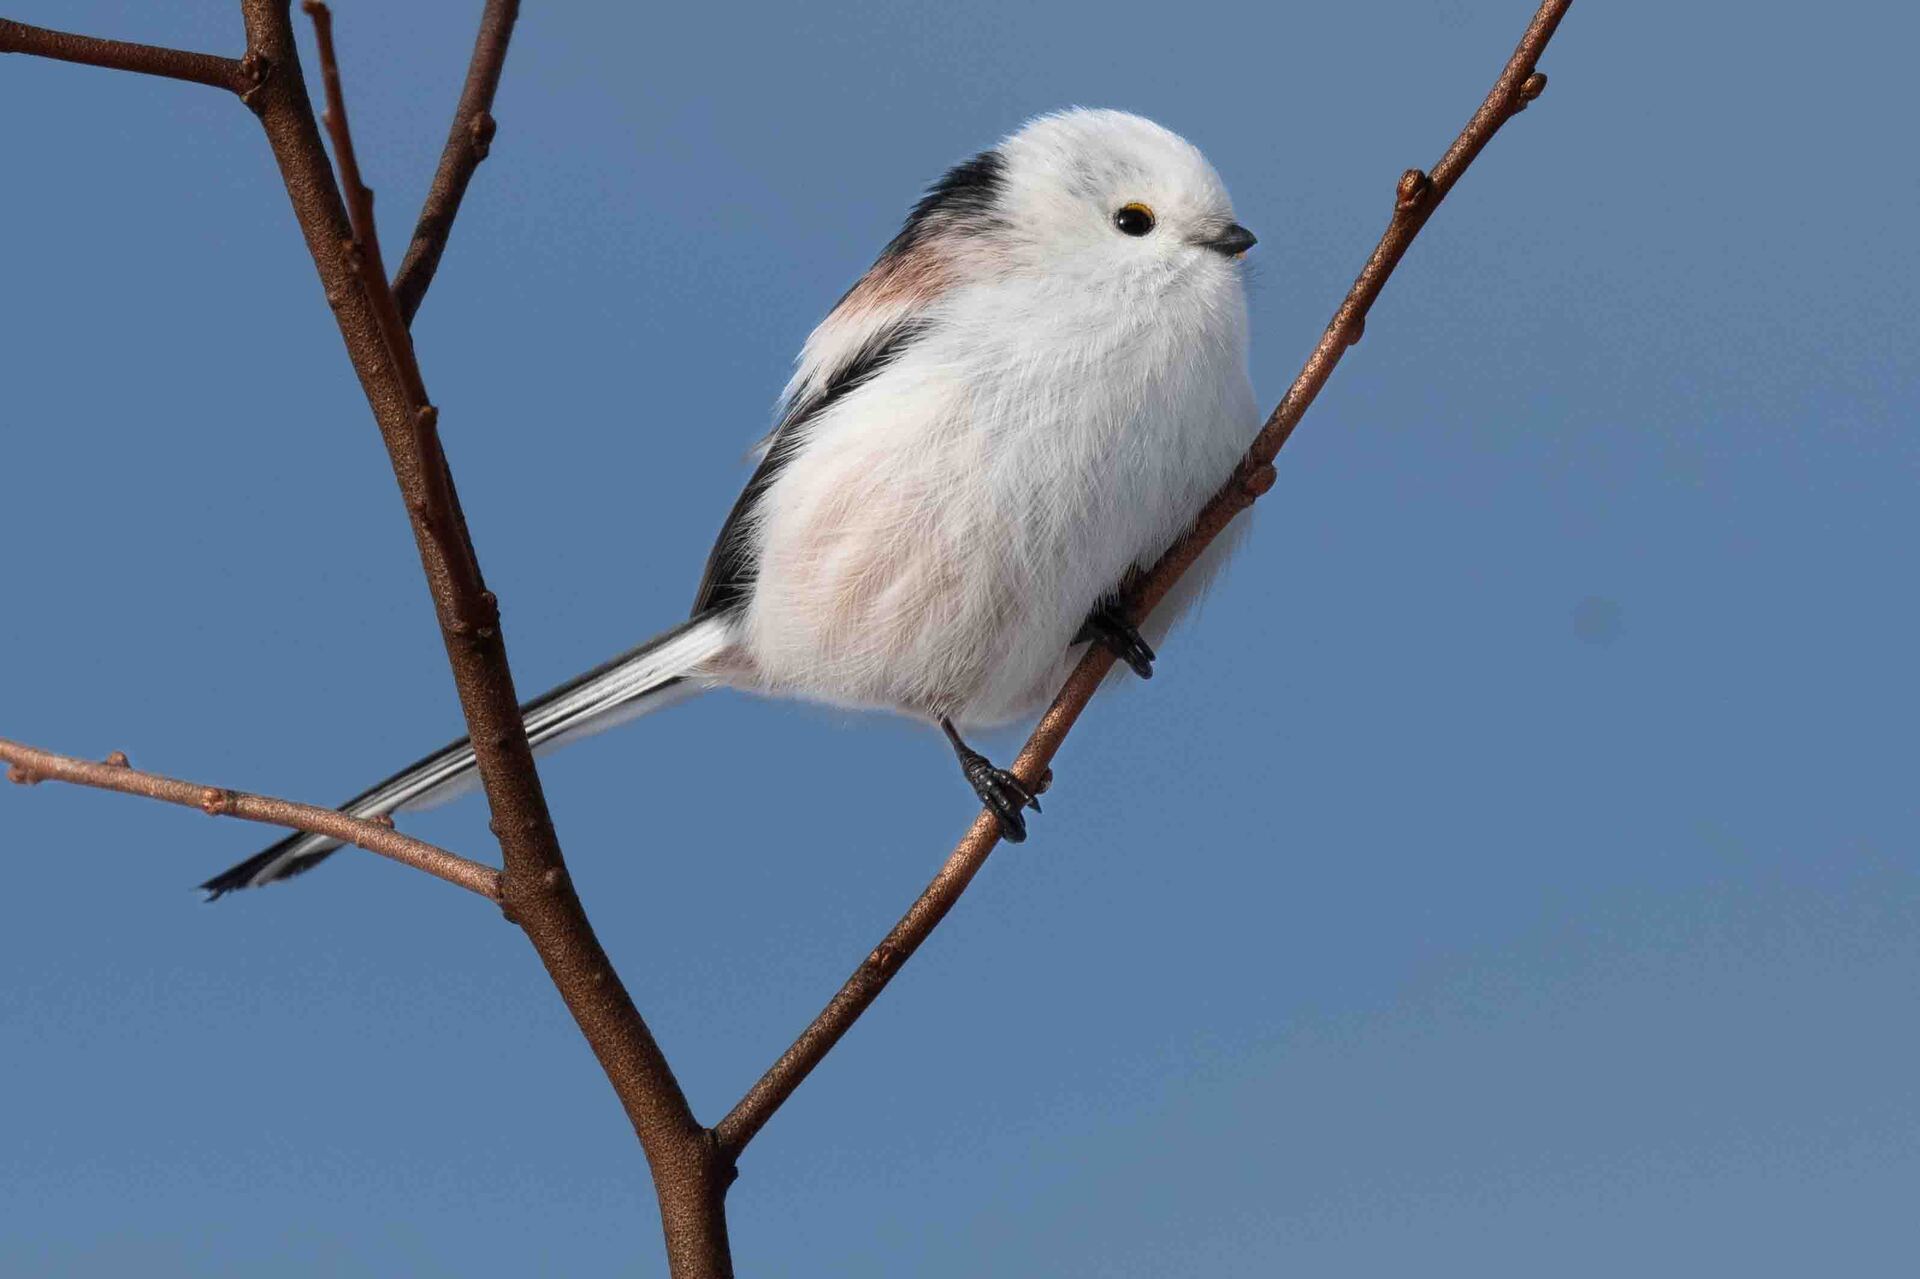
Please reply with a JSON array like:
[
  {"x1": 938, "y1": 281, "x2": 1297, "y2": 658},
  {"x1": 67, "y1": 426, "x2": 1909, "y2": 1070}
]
[{"x1": 199, "y1": 614, "x2": 732, "y2": 897}]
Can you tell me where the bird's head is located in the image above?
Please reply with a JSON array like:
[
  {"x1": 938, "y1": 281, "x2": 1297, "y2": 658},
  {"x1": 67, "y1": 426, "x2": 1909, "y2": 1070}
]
[{"x1": 987, "y1": 109, "x2": 1255, "y2": 292}]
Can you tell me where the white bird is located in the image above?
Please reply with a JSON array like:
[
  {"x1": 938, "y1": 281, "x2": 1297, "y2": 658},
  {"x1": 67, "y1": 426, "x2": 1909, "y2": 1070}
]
[{"x1": 203, "y1": 108, "x2": 1259, "y2": 896}]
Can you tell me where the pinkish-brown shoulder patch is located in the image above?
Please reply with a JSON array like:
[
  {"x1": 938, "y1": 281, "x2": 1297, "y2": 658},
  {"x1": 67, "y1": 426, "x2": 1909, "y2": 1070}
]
[{"x1": 835, "y1": 238, "x2": 954, "y2": 319}]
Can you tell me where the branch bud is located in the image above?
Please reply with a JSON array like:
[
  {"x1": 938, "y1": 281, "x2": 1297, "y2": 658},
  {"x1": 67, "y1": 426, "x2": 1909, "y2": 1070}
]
[
  {"x1": 469, "y1": 112, "x2": 497, "y2": 160},
  {"x1": 1396, "y1": 168, "x2": 1431, "y2": 213},
  {"x1": 238, "y1": 50, "x2": 272, "y2": 109},
  {"x1": 1513, "y1": 71, "x2": 1547, "y2": 113},
  {"x1": 1239, "y1": 463, "x2": 1278, "y2": 505}
]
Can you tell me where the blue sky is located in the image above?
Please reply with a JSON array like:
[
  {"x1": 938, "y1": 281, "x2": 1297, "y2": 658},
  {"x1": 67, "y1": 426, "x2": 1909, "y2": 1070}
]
[{"x1": 3, "y1": 1, "x2": 1916, "y2": 1274}]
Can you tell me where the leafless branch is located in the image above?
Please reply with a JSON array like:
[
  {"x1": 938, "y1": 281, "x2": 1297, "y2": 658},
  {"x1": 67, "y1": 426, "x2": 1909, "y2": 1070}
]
[
  {"x1": 714, "y1": 0, "x2": 1575, "y2": 1160},
  {"x1": 0, "y1": 0, "x2": 1575, "y2": 1273},
  {"x1": 262, "y1": 4, "x2": 731, "y2": 1272},
  {"x1": 392, "y1": 0, "x2": 519, "y2": 325},
  {"x1": 302, "y1": 2, "x2": 482, "y2": 620},
  {"x1": 6, "y1": 2, "x2": 728, "y2": 1267},
  {"x1": 0, "y1": 738, "x2": 499, "y2": 899},
  {"x1": 0, "y1": 18, "x2": 251, "y2": 93}
]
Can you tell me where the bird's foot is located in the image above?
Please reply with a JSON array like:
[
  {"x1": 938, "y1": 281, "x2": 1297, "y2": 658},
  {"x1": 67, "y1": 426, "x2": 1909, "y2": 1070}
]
[
  {"x1": 1077, "y1": 603, "x2": 1155, "y2": 679},
  {"x1": 957, "y1": 747, "x2": 1041, "y2": 843},
  {"x1": 941, "y1": 718, "x2": 1042, "y2": 842}
]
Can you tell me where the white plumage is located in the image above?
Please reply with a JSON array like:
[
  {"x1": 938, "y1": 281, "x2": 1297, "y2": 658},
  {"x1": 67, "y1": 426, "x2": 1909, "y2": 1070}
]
[{"x1": 204, "y1": 108, "x2": 1258, "y2": 894}]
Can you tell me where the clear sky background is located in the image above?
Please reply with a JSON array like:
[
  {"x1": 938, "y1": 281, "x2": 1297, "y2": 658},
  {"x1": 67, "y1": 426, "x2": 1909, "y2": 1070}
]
[{"x1": 3, "y1": 2, "x2": 1916, "y2": 1275}]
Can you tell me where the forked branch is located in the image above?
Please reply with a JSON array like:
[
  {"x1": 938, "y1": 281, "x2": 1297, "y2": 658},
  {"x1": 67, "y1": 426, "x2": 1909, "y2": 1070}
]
[
  {"x1": 254, "y1": 5, "x2": 731, "y2": 1273},
  {"x1": 302, "y1": 2, "x2": 484, "y2": 620},
  {"x1": 7, "y1": 2, "x2": 726, "y2": 1274}
]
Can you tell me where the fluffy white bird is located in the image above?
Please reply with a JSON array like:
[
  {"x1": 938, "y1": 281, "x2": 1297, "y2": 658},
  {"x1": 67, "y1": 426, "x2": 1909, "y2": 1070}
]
[{"x1": 203, "y1": 108, "x2": 1258, "y2": 896}]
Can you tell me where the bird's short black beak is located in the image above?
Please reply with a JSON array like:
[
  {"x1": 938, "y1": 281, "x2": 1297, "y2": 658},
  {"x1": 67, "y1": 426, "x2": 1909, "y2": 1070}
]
[{"x1": 1198, "y1": 222, "x2": 1258, "y2": 257}]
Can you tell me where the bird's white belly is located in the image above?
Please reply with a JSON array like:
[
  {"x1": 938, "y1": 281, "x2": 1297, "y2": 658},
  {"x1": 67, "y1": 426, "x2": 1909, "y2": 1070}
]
[
  {"x1": 737, "y1": 303, "x2": 1255, "y2": 727},
  {"x1": 737, "y1": 378, "x2": 1058, "y2": 723}
]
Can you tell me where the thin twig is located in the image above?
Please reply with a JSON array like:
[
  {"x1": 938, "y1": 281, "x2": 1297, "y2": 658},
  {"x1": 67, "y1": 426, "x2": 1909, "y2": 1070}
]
[
  {"x1": 303, "y1": 2, "x2": 480, "y2": 627},
  {"x1": 714, "y1": 0, "x2": 1576, "y2": 1160},
  {"x1": 392, "y1": 0, "x2": 519, "y2": 326},
  {"x1": 303, "y1": 4, "x2": 415, "y2": 397},
  {"x1": 0, "y1": 18, "x2": 250, "y2": 93},
  {"x1": 0, "y1": 738, "x2": 499, "y2": 899}
]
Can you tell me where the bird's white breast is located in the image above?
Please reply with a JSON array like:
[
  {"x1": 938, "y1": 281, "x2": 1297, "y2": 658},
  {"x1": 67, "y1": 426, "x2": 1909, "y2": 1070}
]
[{"x1": 738, "y1": 268, "x2": 1255, "y2": 726}]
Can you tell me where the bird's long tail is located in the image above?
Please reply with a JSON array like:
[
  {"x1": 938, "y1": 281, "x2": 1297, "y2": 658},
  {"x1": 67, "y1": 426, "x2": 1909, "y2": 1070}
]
[{"x1": 199, "y1": 611, "x2": 735, "y2": 898}]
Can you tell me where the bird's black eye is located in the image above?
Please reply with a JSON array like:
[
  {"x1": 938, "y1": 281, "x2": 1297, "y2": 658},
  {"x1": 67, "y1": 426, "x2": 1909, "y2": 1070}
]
[{"x1": 1113, "y1": 202, "x2": 1156, "y2": 237}]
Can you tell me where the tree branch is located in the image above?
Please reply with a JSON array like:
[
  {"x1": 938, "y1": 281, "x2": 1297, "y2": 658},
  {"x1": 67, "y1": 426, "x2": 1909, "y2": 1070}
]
[
  {"x1": 4, "y1": 0, "x2": 1574, "y2": 1269},
  {"x1": 302, "y1": 2, "x2": 483, "y2": 621},
  {"x1": 714, "y1": 0, "x2": 1575, "y2": 1161},
  {"x1": 0, "y1": 737, "x2": 499, "y2": 899},
  {"x1": 0, "y1": 18, "x2": 251, "y2": 93},
  {"x1": 241, "y1": 5, "x2": 732, "y2": 1273},
  {"x1": 391, "y1": 0, "x2": 519, "y2": 326}
]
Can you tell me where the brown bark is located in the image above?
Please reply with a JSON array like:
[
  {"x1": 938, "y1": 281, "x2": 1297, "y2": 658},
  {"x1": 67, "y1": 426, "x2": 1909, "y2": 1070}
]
[
  {"x1": 0, "y1": 739, "x2": 500, "y2": 898},
  {"x1": 0, "y1": 17, "x2": 250, "y2": 91},
  {"x1": 391, "y1": 0, "x2": 519, "y2": 326},
  {"x1": 0, "y1": 2, "x2": 1576, "y2": 1272}
]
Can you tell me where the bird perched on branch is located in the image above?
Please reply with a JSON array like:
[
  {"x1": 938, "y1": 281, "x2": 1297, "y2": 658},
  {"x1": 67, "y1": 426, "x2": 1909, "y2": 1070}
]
[{"x1": 203, "y1": 107, "x2": 1258, "y2": 896}]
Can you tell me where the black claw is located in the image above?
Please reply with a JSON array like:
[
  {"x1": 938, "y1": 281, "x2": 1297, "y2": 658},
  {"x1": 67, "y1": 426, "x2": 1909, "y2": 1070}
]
[
  {"x1": 963, "y1": 756, "x2": 1041, "y2": 842},
  {"x1": 943, "y1": 718, "x2": 1040, "y2": 842},
  {"x1": 1077, "y1": 603, "x2": 1156, "y2": 679}
]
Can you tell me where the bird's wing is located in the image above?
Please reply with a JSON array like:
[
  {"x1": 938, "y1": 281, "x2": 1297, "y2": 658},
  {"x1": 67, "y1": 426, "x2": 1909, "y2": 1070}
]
[{"x1": 690, "y1": 150, "x2": 1007, "y2": 616}]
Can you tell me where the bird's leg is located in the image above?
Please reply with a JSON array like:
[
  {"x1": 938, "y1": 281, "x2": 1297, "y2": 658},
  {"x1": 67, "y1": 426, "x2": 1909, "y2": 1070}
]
[
  {"x1": 941, "y1": 718, "x2": 1040, "y2": 843},
  {"x1": 1075, "y1": 599, "x2": 1155, "y2": 679}
]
